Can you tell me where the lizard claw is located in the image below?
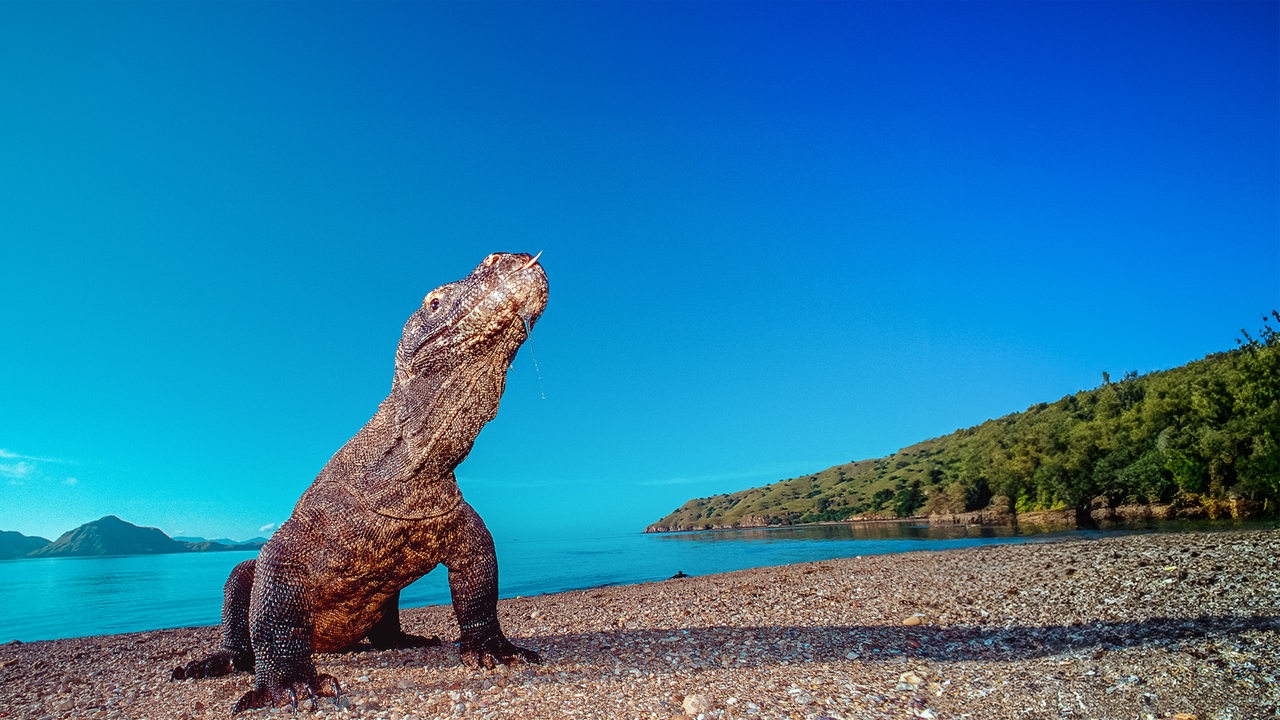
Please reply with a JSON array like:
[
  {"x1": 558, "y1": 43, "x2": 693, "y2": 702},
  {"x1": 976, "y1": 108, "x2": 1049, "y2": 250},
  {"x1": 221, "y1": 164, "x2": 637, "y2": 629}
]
[
  {"x1": 172, "y1": 651, "x2": 249, "y2": 680},
  {"x1": 397, "y1": 632, "x2": 443, "y2": 648},
  {"x1": 231, "y1": 673, "x2": 341, "y2": 714},
  {"x1": 369, "y1": 630, "x2": 442, "y2": 650},
  {"x1": 460, "y1": 636, "x2": 541, "y2": 669},
  {"x1": 231, "y1": 688, "x2": 270, "y2": 715}
]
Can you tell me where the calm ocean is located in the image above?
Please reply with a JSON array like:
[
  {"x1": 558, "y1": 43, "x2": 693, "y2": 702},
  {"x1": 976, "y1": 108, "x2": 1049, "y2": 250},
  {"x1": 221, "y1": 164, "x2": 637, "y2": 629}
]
[{"x1": 0, "y1": 523, "x2": 1106, "y2": 643}]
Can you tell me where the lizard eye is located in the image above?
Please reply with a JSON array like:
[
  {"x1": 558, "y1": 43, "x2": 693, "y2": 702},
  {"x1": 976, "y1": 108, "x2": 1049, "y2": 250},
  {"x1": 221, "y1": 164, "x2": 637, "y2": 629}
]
[{"x1": 428, "y1": 298, "x2": 441, "y2": 312}]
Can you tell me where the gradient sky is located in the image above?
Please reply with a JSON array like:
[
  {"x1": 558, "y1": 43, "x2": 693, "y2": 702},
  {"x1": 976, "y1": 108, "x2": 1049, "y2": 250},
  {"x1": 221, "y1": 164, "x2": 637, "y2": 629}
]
[{"x1": 2, "y1": 1, "x2": 1277, "y2": 543}]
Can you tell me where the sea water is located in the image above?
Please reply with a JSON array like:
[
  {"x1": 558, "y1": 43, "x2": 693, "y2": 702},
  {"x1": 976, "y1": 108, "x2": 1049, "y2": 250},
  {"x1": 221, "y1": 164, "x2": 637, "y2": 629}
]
[{"x1": 0, "y1": 523, "x2": 1130, "y2": 643}]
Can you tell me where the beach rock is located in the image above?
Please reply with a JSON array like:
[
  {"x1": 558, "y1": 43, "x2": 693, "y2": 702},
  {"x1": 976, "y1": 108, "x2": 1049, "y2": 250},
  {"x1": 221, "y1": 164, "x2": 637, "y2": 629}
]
[{"x1": 682, "y1": 693, "x2": 713, "y2": 714}]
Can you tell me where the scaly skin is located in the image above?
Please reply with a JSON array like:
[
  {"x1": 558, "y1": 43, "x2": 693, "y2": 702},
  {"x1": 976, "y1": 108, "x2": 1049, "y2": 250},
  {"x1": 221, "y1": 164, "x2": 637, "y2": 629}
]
[{"x1": 172, "y1": 252, "x2": 547, "y2": 713}]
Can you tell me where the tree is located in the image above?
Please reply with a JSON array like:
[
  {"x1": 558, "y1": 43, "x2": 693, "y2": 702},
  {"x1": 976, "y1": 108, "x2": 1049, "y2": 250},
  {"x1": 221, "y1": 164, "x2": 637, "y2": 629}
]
[
  {"x1": 892, "y1": 480, "x2": 925, "y2": 517},
  {"x1": 870, "y1": 488, "x2": 894, "y2": 509}
]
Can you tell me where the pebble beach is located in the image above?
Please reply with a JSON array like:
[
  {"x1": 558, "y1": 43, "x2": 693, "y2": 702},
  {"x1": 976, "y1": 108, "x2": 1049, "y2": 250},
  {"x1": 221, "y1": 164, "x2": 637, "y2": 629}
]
[{"x1": 2, "y1": 528, "x2": 1276, "y2": 720}]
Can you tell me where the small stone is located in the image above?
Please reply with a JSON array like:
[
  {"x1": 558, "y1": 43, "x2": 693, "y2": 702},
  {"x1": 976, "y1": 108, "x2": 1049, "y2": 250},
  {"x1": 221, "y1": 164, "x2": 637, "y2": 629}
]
[
  {"x1": 1172, "y1": 715, "x2": 1198, "y2": 720},
  {"x1": 898, "y1": 671, "x2": 925, "y2": 687},
  {"x1": 903, "y1": 614, "x2": 927, "y2": 626},
  {"x1": 682, "y1": 693, "x2": 713, "y2": 714},
  {"x1": 793, "y1": 692, "x2": 815, "y2": 706}
]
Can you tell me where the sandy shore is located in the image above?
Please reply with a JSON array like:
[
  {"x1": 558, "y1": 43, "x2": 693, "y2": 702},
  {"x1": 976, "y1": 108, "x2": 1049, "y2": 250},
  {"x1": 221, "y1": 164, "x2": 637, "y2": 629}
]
[{"x1": 2, "y1": 529, "x2": 1276, "y2": 720}]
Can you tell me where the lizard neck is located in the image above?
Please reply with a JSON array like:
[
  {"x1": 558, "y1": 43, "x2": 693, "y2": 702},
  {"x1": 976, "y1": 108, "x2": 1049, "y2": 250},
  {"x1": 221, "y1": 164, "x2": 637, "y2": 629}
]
[{"x1": 320, "y1": 399, "x2": 476, "y2": 521}]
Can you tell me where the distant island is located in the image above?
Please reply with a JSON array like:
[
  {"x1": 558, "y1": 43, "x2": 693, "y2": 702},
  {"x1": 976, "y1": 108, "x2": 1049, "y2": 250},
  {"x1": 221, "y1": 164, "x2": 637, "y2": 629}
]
[
  {"x1": 0, "y1": 515, "x2": 265, "y2": 560},
  {"x1": 648, "y1": 313, "x2": 1279, "y2": 533}
]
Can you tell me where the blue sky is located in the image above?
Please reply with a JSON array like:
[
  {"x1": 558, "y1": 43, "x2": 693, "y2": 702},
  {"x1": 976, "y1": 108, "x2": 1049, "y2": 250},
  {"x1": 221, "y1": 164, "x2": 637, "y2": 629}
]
[{"x1": 2, "y1": 1, "x2": 1277, "y2": 543}]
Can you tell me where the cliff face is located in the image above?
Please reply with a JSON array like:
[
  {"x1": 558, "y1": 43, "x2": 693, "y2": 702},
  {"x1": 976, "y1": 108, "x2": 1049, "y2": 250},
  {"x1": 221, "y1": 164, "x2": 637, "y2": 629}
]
[
  {"x1": 0, "y1": 530, "x2": 51, "y2": 559},
  {"x1": 26, "y1": 516, "x2": 192, "y2": 557}
]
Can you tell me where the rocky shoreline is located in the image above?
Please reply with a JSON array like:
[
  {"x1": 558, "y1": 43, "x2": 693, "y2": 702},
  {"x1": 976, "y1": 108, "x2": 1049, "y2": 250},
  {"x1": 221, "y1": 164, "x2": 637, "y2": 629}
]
[
  {"x1": 650, "y1": 495, "x2": 1271, "y2": 534},
  {"x1": 2, "y1": 529, "x2": 1277, "y2": 719},
  {"x1": 928, "y1": 494, "x2": 1269, "y2": 531}
]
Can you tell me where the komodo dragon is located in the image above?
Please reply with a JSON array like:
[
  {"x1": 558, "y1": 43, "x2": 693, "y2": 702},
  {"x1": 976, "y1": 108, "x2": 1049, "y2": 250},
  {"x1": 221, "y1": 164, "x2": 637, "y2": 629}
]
[{"x1": 173, "y1": 252, "x2": 547, "y2": 713}]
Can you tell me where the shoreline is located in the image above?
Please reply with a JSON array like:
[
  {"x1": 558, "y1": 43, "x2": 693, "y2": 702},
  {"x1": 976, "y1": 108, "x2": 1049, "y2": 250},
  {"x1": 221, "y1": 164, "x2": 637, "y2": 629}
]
[
  {"x1": 645, "y1": 509, "x2": 1279, "y2": 535},
  {"x1": 644, "y1": 517, "x2": 922, "y2": 536},
  {"x1": 2, "y1": 529, "x2": 1277, "y2": 719}
]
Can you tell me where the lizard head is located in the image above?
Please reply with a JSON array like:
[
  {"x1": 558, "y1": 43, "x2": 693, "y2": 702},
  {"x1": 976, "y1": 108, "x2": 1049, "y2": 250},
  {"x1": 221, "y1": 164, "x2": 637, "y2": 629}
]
[
  {"x1": 395, "y1": 251, "x2": 547, "y2": 384},
  {"x1": 390, "y1": 252, "x2": 548, "y2": 462}
]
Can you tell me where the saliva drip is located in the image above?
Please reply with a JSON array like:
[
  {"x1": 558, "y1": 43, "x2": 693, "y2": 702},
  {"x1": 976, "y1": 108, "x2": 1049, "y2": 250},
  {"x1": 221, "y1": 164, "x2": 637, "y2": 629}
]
[{"x1": 522, "y1": 318, "x2": 547, "y2": 401}]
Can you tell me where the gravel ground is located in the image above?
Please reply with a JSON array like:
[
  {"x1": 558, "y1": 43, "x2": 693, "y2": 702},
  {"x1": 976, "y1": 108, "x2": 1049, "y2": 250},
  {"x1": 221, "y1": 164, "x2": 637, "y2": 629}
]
[{"x1": 2, "y1": 528, "x2": 1277, "y2": 720}]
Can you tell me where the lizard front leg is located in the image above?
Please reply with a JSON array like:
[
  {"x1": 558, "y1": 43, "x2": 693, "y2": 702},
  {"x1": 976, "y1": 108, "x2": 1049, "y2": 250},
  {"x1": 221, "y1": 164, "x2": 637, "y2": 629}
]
[
  {"x1": 445, "y1": 504, "x2": 540, "y2": 668},
  {"x1": 232, "y1": 556, "x2": 340, "y2": 714}
]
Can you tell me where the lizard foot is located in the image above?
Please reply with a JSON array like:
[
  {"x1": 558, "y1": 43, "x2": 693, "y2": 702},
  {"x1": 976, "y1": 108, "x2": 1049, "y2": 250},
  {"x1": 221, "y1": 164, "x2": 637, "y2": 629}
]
[
  {"x1": 368, "y1": 630, "x2": 443, "y2": 650},
  {"x1": 460, "y1": 636, "x2": 541, "y2": 669},
  {"x1": 171, "y1": 651, "x2": 252, "y2": 680},
  {"x1": 231, "y1": 673, "x2": 341, "y2": 714}
]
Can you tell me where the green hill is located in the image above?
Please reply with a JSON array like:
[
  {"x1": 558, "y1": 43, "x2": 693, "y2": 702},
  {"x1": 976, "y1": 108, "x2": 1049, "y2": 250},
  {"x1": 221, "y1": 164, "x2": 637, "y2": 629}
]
[
  {"x1": 647, "y1": 314, "x2": 1279, "y2": 532},
  {"x1": 0, "y1": 530, "x2": 50, "y2": 559},
  {"x1": 28, "y1": 515, "x2": 191, "y2": 557},
  {"x1": 22, "y1": 516, "x2": 264, "y2": 557}
]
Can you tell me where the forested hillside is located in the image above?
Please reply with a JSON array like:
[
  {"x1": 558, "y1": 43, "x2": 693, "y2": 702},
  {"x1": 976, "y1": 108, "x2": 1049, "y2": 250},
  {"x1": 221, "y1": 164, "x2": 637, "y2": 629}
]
[{"x1": 648, "y1": 314, "x2": 1279, "y2": 532}]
